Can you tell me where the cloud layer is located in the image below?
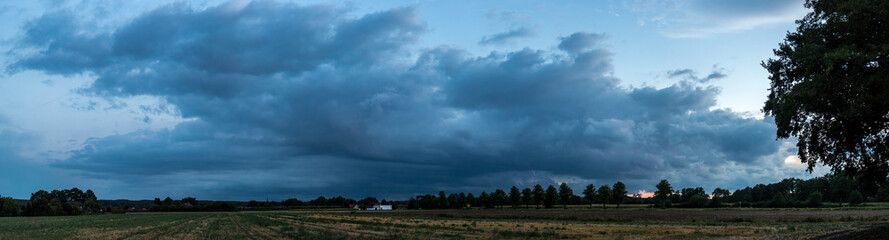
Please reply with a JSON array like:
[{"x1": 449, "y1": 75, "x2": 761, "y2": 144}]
[{"x1": 8, "y1": 1, "x2": 792, "y2": 200}]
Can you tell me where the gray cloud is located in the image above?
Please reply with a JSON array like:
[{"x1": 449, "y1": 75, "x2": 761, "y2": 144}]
[
  {"x1": 479, "y1": 27, "x2": 534, "y2": 46},
  {"x1": 667, "y1": 68, "x2": 727, "y2": 83},
  {"x1": 9, "y1": 1, "x2": 789, "y2": 200},
  {"x1": 557, "y1": 32, "x2": 607, "y2": 54}
]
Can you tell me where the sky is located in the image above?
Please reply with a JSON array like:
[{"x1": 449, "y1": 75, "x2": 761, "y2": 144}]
[{"x1": 0, "y1": 0, "x2": 829, "y2": 201}]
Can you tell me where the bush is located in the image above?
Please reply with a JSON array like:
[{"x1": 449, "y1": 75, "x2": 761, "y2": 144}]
[
  {"x1": 807, "y1": 192, "x2": 823, "y2": 208},
  {"x1": 708, "y1": 197, "x2": 722, "y2": 208},
  {"x1": 769, "y1": 193, "x2": 787, "y2": 208},
  {"x1": 0, "y1": 197, "x2": 20, "y2": 217},
  {"x1": 849, "y1": 191, "x2": 864, "y2": 206},
  {"x1": 684, "y1": 195, "x2": 708, "y2": 208}
]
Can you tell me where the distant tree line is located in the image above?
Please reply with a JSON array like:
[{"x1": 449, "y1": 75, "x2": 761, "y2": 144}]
[
  {"x1": 407, "y1": 182, "x2": 630, "y2": 209},
  {"x1": 406, "y1": 173, "x2": 889, "y2": 210},
  {"x1": 652, "y1": 174, "x2": 869, "y2": 208},
  {"x1": 150, "y1": 197, "x2": 237, "y2": 212}
]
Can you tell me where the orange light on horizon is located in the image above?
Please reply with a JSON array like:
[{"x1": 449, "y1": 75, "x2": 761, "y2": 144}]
[{"x1": 630, "y1": 190, "x2": 654, "y2": 198}]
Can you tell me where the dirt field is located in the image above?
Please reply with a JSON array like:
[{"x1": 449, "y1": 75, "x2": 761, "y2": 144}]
[{"x1": 0, "y1": 208, "x2": 887, "y2": 239}]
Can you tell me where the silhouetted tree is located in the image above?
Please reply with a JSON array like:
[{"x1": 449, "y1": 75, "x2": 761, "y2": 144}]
[
  {"x1": 558, "y1": 183, "x2": 573, "y2": 209},
  {"x1": 763, "y1": 0, "x2": 889, "y2": 193},
  {"x1": 655, "y1": 179, "x2": 673, "y2": 208},
  {"x1": 532, "y1": 184, "x2": 544, "y2": 208},
  {"x1": 597, "y1": 185, "x2": 612, "y2": 209},
  {"x1": 521, "y1": 188, "x2": 532, "y2": 208},
  {"x1": 582, "y1": 184, "x2": 596, "y2": 209},
  {"x1": 612, "y1": 182, "x2": 627, "y2": 208},
  {"x1": 509, "y1": 186, "x2": 521, "y2": 208},
  {"x1": 492, "y1": 189, "x2": 507, "y2": 209},
  {"x1": 544, "y1": 185, "x2": 558, "y2": 208}
]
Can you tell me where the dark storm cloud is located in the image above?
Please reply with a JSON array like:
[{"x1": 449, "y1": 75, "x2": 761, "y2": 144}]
[
  {"x1": 10, "y1": 1, "x2": 785, "y2": 199},
  {"x1": 478, "y1": 27, "x2": 534, "y2": 45}
]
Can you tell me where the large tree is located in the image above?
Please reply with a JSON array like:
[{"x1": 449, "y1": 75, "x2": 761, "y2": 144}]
[
  {"x1": 509, "y1": 186, "x2": 522, "y2": 208},
  {"x1": 521, "y1": 188, "x2": 532, "y2": 208},
  {"x1": 532, "y1": 184, "x2": 545, "y2": 208},
  {"x1": 763, "y1": 0, "x2": 889, "y2": 192},
  {"x1": 582, "y1": 184, "x2": 596, "y2": 209},
  {"x1": 596, "y1": 185, "x2": 612, "y2": 209},
  {"x1": 544, "y1": 185, "x2": 558, "y2": 208},
  {"x1": 612, "y1": 182, "x2": 627, "y2": 208},
  {"x1": 654, "y1": 179, "x2": 673, "y2": 208},
  {"x1": 558, "y1": 183, "x2": 574, "y2": 209}
]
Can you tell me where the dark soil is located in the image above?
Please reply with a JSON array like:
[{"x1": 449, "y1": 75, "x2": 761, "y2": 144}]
[
  {"x1": 809, "y1": 223, "x2": 889, "y2": 240},
  {"x1": 353, "y1": 208, "x2": 889, "y2": 223}
]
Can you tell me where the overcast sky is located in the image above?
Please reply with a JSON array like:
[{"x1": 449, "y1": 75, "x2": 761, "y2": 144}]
[{"x1": 0, "y1": 0, "x2": 828, "y2": 201}]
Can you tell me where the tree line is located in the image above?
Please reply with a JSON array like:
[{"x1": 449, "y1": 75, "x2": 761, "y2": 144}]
[
  {"x1": 407, "y1": 182, "x2": 629, "y2": 209},
  {"x1": 407, "y1": 173, "x2": 885, "y2": 210},
  {"x1": 150, "y1": 197, "x2": 237, "y2": 212},
  {"x1": 0, "y1": 188, "x2": 102, "y2": 217}
]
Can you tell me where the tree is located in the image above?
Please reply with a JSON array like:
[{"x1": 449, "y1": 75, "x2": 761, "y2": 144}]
[
  {"x1": 438, "y1": 191, "x2": 448, "y2": 209},
  {"x1": 479, "y1": 191, "x2": 491, "y2": 209},
  {"x1": 686, "y1": 195, "x2": 708, "y2": 208},
  {"x1": 849, "y1": 190, "x2": 865, "y2": 206},
  {"x1": 655, "y1": 179, "x2": 673, "y2": 208},
  {"x1": 762, "y1": 0, "x2": 889, "y2": 193},
  {"x1": 597, "y1": 185, "x2": 612, "y2": 209},
  {"x1": 680, "y1": 187, "x2": 707, "y2": 203},
  {"x1": 558, "y1": 183, "x2": 573, "y2": 209},
  {"x1": 582, "y1": 184, "x2": 596, "y2": 209},
  {"x1": 612, "y1": 182, "x2": 627, "y2": 208},
  {"x1": 807, "y1": 191, "x2": 824, "y2": 207},
  {"x1": 492, "y1": 189, "x2": 507, "y2": 209},
  {"x1": 544, "y1": 185, "x2": 558, "y2": 208},
  {"x1": 0, "y1": 196, "x2": 20, "y2": 217},
  {"x1": 509, "y1": 186, "x2": 522, "y2": 208},
  {"x1": 532, "y1": 184, "x2": 545, "y2": 208},
  {"x1": 521, "y1": 188, "x2": 532, "y2": 208},
  {"x1": 712, "y1": 188, "x2": 731, "y2": 201},
  {"x1": 466, "y1": 193, "x2": 476, "y2": 208}
]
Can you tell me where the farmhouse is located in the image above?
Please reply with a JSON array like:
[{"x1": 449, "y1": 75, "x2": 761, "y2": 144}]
[{"x1": 365, "y1": 204, "x2": 393, "y2": 210}]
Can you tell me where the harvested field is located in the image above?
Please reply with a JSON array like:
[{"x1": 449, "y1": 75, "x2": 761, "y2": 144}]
[{"x1": 1, "y1": 208, "x2": 887, "y2": 239}]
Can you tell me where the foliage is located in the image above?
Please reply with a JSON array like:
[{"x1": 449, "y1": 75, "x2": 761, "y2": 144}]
[
  {"x1": 532, "y1": 184, "x2": 545, "y2": 208},
  {"x1": 762, "y1": 0, "x2": 889, "y2": 192},
  {"x1": 0, "y1": 196, "x2": 19, "y2": 217},
  {"x1": 558, "y1": 183, "x2": 573, "y2": 208},
  {"x1": 807, "y1": 191, "x2": 823, "y2": 207},
  {"x1": 150, "y1": 197, "x2": 237, "y2": 212},
  {"x1": 654, "y1": 180, "x2": 673, "y2": 208},
  {"x1": 769, "y1": 193, "x2": 788, "y2": 208},
  {"x1": 22, "y1": 187, "x2": 100, "y2": 216},
  {"x1": 509, "y1": 186, "x2": 522, "y2": 208},
  {"x1": 848, "y1": 190, "x2": 864, "y2": 206},
  {"x1": 685, "y1": 195, "x2": 708, "y2": 208},
  {"x1": 582, "y1": 184, "x2": 596, "y2": 209},
  {"x1": 521, "y1": 188, "x2": 532, "y2": 208},
  {"x1": 612, "y1": 182, "x2": 627, "y2": 208},
  {"x1": 596, "y1": 185, "x2": 612, "y2": 209},
  {"x1": 543, "y1": 185, "x2": 558, "y2": 208}
]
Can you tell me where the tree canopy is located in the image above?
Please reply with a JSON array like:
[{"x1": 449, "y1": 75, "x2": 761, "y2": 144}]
[{"x1": 762, "y1": 0, "x2": 889, "y2": 192}]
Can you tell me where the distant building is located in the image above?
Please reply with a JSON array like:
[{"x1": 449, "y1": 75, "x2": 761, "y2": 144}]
[{"x1": 372, "y1": 205, "x2": 392, "y2": 210}]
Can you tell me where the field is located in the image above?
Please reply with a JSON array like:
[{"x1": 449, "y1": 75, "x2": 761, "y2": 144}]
[{"x1": 2, "y1": 207, "x2": 889, "y2": 239}]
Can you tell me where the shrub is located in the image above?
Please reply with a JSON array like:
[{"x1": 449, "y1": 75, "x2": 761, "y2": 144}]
[
  {"x1": 685, "y1": 195, "x2": 708, "y2": 208},
  {"x1": 769, "y1": 193, "x2": 787, "y2": 208},
  {"x1": 849, "y1": 191, "x2": 864, "y2": 206},
  {"x1": 0, "y1": 197, "x2": 20, "y2": 217},
  {"x1": 806, "y1": 192, "x2": 823, "y2": 208}
]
